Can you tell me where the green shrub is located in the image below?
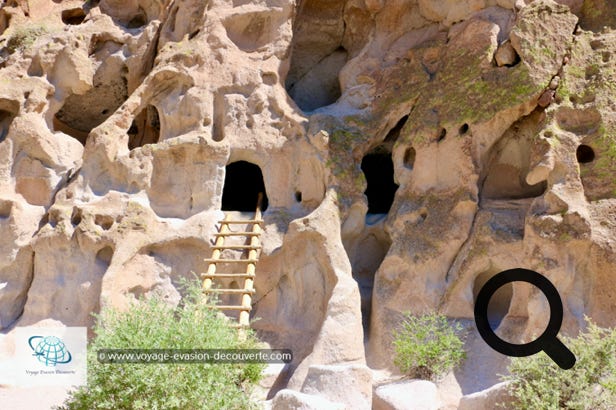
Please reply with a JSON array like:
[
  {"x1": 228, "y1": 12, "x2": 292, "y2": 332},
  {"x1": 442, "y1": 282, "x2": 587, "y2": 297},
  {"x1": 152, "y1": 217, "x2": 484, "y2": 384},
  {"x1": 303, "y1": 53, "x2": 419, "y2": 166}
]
[
  {"x1": 502, "y1": 317, "x2": 616, "y2": 409},
  {"x1": 392, "y1": 312, "x2": 466, "y2": 381},
  {"x1": 58, "y1": 278, "x2": 265, "y2": 410}
]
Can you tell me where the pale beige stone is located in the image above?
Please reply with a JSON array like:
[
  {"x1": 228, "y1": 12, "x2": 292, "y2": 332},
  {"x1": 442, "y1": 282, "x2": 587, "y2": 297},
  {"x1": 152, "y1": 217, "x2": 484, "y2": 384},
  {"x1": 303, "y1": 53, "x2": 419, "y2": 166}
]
[
  {"x1": 458, "y1": 381, "x2": 514, "y2": 410},
  {"x1": 0, "y1": 0, "x2": 615, "y2": 407},
  {"x1": 373, "y1": 380, "x2": 439, "y2": 410},
  {"x1": 300, "y1": 364, "x2": 372, "y2": 410},
  {"x1": 271, "y1": 389, "x2": 345, "y2": 410}
]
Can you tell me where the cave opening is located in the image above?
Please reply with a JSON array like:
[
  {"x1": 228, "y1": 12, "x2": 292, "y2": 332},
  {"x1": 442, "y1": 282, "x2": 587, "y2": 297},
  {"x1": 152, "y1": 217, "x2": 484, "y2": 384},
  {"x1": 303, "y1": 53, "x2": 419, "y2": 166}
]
[
  {"x1": 0, "y1": 10, "x2": 10, "y2": 36},
  {"x1": 481, "y1": 115, "x2": 548, "y2": 201},
  {"x1": 576, "y1": 144, "x2": 595, "y2": 163},
  {"x1": 61, "y1": 8, "x2": 86, "y2": 25},
  {"x1": 53, "y1": 66, "x2": 128, "y2": 145},
  {"x1": 285, "y1": 46, "x2": 347, "y2": 112},
  {"x1": 0, "y1": 109, "x2": 16, "y2": 142},
  {"x1": 221, "y1": 161, "x2": 269, "y2": 212},
  {"x1": 403, "y1": 147, "x2": 416, "y2": 170},
  {"x1": 361, "y1": 146, "x2": 398, "y2": 214},
  {"x1": 126, "y1": 8, "x2": 148, "y2": 29},
  {"x1": 128, "y1": 105, "x2": 160, "y2": 149},
  {"x1": 284, "y1": 0, "x2": 348, "y2": 112},
  {"x1": 473, "y1": 271, "x2": 513, "y2": 330}
]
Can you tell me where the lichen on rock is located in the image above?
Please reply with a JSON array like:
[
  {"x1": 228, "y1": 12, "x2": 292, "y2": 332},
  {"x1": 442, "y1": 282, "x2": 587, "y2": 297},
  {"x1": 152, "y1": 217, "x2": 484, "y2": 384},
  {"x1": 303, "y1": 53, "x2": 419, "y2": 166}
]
[{"x1": 1, "y1": 0, "x2": 616, "y2": 407}]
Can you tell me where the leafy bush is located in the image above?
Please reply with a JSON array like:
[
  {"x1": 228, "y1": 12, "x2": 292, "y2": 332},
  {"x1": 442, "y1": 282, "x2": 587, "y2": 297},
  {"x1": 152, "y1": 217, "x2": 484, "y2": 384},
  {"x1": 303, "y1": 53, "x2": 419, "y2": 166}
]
[
  {"x1": 58, "y1": 279, "x2": 264, "y2": 410},
  {"x1": 503, "y1": 317, "x2": 616, "y2": 409},
  {"x1": 392, "y1": 312, "x2": 466, "y2": 381}
]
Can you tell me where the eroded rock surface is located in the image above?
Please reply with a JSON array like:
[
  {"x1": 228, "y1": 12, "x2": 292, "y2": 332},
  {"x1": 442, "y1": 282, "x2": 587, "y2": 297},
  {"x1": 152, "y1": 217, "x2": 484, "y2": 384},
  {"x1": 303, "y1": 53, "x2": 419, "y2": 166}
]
[{"x1": 1, "y1": 0, "x2": 616, "y2": 405}]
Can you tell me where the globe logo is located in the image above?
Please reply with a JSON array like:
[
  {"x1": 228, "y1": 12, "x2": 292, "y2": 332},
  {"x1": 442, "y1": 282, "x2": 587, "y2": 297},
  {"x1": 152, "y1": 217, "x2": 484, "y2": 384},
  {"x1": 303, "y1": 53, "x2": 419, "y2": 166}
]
[{"x1": 28, "y1": 335, "x2": 72, "y2": 366}]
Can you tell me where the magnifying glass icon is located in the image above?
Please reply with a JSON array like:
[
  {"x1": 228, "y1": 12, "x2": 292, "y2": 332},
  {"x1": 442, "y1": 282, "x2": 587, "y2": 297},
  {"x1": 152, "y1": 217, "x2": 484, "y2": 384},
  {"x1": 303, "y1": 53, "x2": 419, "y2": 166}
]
[{"x1": 474, "y1": 268, "x2": 576, "y2": 370}]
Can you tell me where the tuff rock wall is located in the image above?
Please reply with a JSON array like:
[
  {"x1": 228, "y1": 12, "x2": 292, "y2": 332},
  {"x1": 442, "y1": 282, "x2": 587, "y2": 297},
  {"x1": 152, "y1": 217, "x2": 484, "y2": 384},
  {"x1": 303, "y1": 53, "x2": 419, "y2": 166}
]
[{"x1": 1, "y1": 0, "x2": 616, "y2": 407}]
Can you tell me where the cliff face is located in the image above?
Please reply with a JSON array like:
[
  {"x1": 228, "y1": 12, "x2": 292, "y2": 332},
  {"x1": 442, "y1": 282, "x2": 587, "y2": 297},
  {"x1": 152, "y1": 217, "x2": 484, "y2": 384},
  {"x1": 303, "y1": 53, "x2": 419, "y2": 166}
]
[{"x1": 1, "y1": 0, "x2": 616, "y2": 403}]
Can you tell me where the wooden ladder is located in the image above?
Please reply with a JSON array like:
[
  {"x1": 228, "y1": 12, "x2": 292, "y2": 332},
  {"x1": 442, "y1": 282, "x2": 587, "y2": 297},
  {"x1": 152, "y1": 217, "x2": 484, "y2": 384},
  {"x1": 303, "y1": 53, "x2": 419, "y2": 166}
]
[{"x1": 202, "y1": 194, "x2": 263, "y2": 327}]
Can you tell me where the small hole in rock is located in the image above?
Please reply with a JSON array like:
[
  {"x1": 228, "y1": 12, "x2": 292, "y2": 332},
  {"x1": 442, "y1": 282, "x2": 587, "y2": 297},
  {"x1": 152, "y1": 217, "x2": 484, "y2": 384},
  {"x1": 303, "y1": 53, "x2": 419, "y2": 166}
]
[
  {"x1": 128, "y1": 105, "x2": 160, "y2": 149},
  {"x1": 48, "y1": 211, "x2": 59, "y2": 228},
  {"x1": 127, "y1": 10, "x2": 147, "y2": 29},
  {"x1": 0, "y1": 200, "x2": 12, "y2": 219},
  {"x1": 590, "y1": 39, "x2": 603, "y2": 50},
  {"x1": 459, "y1": 124, "x2": 469, "y2": 135},
  {"x1": 576, "y1": 145, "x2": 595, "y2": 163},
  {"x1": 96, "y1": 246, "x2": 114, "y2": 266},
  {"x1": 437, "y1": 128, "x2": 446, "y2": 142},
  {"x1": 71, "y1": 208, "x2": 82, "y2": 226},
  {"x1": 189, "y1": 30, "x2": 200, "y2": 40},
  {"x1": 62, "y1": 8, "x2": 86, "y2": 25},
  {"x1": 261, "y1": 72, "x2": 278, "y2": 86},
  {"x1": 295, "y1": 191, "x2": 302, "y2": 202},
  {"x1": 95, "y1": 214, "x2": 114, "y2": 230},
  {"x1": 403, "y1": 147, "x2": 416, "y2": 170},
  {"x1": 603, "y1": 52, "x2": 611, "y2": 63},
  {"x1": 0, "y1": 109, "x2": 17, "y2": 142}
]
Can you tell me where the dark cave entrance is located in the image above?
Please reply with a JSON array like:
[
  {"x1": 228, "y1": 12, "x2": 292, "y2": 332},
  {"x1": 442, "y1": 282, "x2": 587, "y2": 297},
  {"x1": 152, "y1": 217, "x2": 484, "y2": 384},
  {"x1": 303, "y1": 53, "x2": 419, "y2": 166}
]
[
  {"x1": 61, "y1": 8, "x2": 86, "y2": 25},
  {"x1": 128, "y1": 105, "x2": 161, "y2": 149},
  {"x1": 576, "y1": 144, "x2": 595, "y2": 163},
  {"x1": 361, "y1": 146, "x2": 398, "y2": 214},
  {"x1": 353, "y1": 141, "x2": 399, "y2": 341},
  {"x1": 0, "y1": 108, "x2": 16, "y2": 142},
  {"x1": 222, "y1": 161, "x2": 269, "y2": 212}
]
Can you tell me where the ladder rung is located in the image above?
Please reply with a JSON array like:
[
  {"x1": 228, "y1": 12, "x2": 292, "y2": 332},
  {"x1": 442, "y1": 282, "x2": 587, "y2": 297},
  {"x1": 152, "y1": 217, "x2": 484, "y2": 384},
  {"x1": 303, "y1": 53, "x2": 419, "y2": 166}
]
[
  {"x1": 201, "y1": 273, "x2": 256, "y2": 278},
  {"x1": 206, "y1": 288, "x2": 255, "y2": 294},
  {"x1": 213, "y1": 232, "x2": 261, "y2": 236},
  {"x1": 212, "y1": 245, "x2": 261, "y2": 250},
  {"x1": 229, "y1": 323, "x2": 249, "y2": 329},
  {"x1": 208, "y1": 305, "x2": 252, "y2": 311},
  {"x1": 219, "y1": 220, "x2": 263, "y2": 225},
  {"x1": 204, "y1": 259, "x2": 258, "y2": 263}
]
